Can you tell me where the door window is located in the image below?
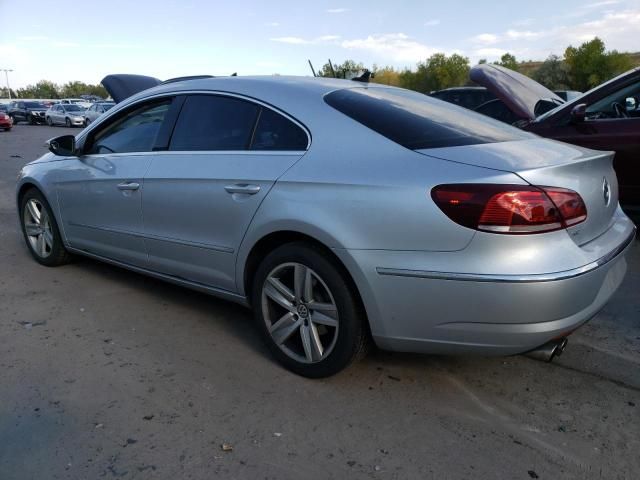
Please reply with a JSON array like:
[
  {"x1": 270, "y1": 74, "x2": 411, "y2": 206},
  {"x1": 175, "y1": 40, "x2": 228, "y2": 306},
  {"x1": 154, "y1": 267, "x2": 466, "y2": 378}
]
[
  {"x1": 251, "y1": 107, "x2": 308, "y2": 150},
  {"x1": 586, "y1": 80, "x2": 640, "y2": 119},
  {"x1": 85, "y1": 100, "x2": 171, "y2": 154},
  {"x1": 170, "y1": 95, "x2": 259, "y2": 151}
]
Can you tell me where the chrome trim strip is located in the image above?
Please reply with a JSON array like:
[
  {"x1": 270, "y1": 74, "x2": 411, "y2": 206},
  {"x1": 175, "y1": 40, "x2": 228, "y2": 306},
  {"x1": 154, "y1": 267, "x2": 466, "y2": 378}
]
[
  {"x1": 79, "y1": 150, "x2": 304, "y2": 159},
  {"x1": 66, "y1": 247, "x2": 249, "y2": 307},
  {"x1": 376, "y1": 227, "x2": 635, "y2": 283},
  {"x1": 68, "y1": 222, "x2": 234, "y2": 253}
]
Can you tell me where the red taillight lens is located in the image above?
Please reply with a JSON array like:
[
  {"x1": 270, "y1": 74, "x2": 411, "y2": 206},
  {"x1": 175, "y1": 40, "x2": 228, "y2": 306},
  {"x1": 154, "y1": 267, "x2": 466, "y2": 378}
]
[{"x1": 431, "y1": 184, "x2": 587, "y2": 234}]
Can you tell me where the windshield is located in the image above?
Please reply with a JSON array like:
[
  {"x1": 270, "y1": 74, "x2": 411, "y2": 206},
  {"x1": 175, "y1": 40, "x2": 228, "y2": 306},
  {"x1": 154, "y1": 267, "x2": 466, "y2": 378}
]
[
  {"x1": 102, "y1": 103, "x2": 114, "y2": 111},
  {"x1": 25, "y1": 102, "x2": 46, "y2": 109},
  {"x1": 325, "y1": 87, "x2": 532, "y2": 150},
  {"x1": 64, "y1": 104, "x2": 85, "y2": 112}
]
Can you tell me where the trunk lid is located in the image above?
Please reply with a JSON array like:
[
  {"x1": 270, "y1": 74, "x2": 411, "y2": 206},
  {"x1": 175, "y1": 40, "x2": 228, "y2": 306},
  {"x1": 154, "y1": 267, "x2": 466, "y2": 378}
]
[
  {"x1": 101, "y1": 74, "x2": 161, "y2": 103},
  {"x1": 419, "y1": 139, "x2": 619, "y2": 246},
  {"x1": 470, "y1": 64, "x2": 564, "y2": 121}
]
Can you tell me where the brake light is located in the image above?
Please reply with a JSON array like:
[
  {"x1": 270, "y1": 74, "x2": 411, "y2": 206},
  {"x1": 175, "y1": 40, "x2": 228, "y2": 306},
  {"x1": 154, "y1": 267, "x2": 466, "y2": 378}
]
[{"x1": 431, "y1": 184, "x2": 587, "y2": 234}]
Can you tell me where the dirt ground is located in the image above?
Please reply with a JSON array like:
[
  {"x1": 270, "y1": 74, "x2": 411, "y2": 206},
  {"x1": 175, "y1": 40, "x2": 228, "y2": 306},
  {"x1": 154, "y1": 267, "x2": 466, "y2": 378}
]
[{"x1": 1, "y1": 125, "x2": 639, "y2": 480}]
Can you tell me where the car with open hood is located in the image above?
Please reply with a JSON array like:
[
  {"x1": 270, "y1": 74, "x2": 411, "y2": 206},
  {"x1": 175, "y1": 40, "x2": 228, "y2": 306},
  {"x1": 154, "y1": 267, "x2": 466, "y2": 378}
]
[
  {"x1": 15, "y1": 73, "x2": 635, "y2": 377},
  {"x1": 470, "y1": 64, "x2": 640, "y2": 214}
]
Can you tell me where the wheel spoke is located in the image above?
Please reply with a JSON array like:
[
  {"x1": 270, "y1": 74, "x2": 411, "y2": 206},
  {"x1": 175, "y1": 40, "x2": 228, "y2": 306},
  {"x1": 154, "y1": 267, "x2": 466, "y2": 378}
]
[
  {"x1": 43, "y1": 230, "x2": 54, "y2": 249},
  {"x1": 267, "y1": 277, "x2": 295, "y2": 303},
  {"x1": 311, "y1": 311, "x2": 339, "y2": 328},
  {"x1": 37, "y1": 234, "x2": 47, "y2": 256},
  {"x1": 27, "y1": 200, "x2": 41, "y2": 224},
  {"x1": 264, "y1": 282, "x2": 296, "y2": 312},
  {"x1": 309, "y1": 302, "x2": 337, "y2": 316},
  {"x1": 270, "y1": 312, "x2": 300, "y2": 345},
  {"x1": 293, "y1": 264, "x2": 307, "y2": 302},
  {"x1": 24, "y1": 223, "x2": 41, "y2": 237},
  {"x1": 300, "y1": 323, "x2": 323, "y2": 362}
]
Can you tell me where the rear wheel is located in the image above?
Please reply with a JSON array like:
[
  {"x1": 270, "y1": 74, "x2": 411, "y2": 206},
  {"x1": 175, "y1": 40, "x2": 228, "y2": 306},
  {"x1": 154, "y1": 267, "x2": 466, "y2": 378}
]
[
  {"x1": 20, "y1": 189, "x2": 72, "y2": 266},
  {"x1": 252, "y1": 243, "x2": 368, "y2": 377}
]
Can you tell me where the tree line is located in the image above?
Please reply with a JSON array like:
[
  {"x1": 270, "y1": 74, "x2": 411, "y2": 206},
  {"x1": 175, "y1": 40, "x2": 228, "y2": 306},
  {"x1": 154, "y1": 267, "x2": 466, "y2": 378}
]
[
  {"x1": 0, "y1": 80, "x2": 108, "y2": 100},
  {"x1": 1, "y1": 37, "x2": 635, "y2": 100},
  {"x1": 318, "y1": 37, "x2": 636, "y2": 93}
]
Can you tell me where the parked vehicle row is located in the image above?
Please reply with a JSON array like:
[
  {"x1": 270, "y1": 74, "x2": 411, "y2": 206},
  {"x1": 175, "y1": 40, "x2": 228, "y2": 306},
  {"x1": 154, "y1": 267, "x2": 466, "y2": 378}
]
[{"x1": 3, "y1": 99, "x2": 115, "y2": 129}]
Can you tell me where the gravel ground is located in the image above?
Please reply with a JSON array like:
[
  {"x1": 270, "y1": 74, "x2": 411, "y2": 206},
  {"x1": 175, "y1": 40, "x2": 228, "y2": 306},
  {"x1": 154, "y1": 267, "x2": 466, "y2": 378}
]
[{"x1": 1, "y1": 125, "x2": 639, "y2": 480}]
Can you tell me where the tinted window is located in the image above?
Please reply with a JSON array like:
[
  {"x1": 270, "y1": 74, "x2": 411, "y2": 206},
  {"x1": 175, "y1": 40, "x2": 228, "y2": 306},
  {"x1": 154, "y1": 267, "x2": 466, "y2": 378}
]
[
  {"x1": 475, "y1": 99, "x2": 522, "y2": 125},
  {"x1": 63, "y1": 104, "x2": 84, "y2": 112},
  {"x1": 87, "y1": 100, "x2": 171, "y2": 154},
  {"x1": 170, "y1": 95, "x2": 259, "y2": 151},
  {"x1": 251, "y1": 108, "x2": 308, "y2": 150},
  {"x1": 325, "y1": 88, "x2": 530, "y2": 150}
]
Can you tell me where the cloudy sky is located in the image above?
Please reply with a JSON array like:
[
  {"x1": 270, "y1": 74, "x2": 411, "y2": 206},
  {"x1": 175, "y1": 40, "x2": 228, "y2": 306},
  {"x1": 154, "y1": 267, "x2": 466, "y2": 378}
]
[{"x1": 0, "y1": 0, "x2": 639, "y2": 88}]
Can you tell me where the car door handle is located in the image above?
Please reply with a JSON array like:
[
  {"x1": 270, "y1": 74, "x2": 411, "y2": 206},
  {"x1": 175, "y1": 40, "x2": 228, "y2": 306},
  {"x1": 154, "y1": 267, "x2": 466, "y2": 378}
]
[
  {"x1": 117, "y1": 182, "x2": 140, "y2": 191},
  {"x1": 224, "y1": 184, "x2": 261, "y2": 195}
]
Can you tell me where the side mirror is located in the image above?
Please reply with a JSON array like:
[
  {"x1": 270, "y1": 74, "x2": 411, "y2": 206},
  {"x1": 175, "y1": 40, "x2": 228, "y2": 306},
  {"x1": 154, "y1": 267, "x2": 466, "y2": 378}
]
[
  {"x1": 48, "y1": 135, "x2": 76, "y2": 156},
  {"x1": 626, "y1": 97, "x2": 637, "y2": 111},
  {"x1": 570, "y1": 103, "x2": 586, "y2": 123}
]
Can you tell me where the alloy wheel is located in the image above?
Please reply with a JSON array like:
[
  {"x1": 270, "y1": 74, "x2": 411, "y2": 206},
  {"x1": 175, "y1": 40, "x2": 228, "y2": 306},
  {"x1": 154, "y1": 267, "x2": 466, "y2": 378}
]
[
  {"x1": 261, "y1": 262, "x2": 340, "y2": 364},
  {"x1": 23, "y1": 199, "x2": 53, "y2": 258}
]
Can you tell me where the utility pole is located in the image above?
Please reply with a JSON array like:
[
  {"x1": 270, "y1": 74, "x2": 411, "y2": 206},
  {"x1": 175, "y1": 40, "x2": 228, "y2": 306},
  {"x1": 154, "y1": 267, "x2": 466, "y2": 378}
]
[{"x1": 1, "y1": 69, "x2": 14, "y2": 99}]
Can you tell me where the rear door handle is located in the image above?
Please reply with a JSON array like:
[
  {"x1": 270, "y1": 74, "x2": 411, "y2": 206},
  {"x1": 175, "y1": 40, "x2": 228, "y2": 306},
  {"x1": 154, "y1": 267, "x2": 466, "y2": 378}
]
[
  {"x1": 224, "y1": 184, "x2": 261, "y2": 195},
  {"x1": 117, "y1": 181, "x2": 140, "y2": 191}
]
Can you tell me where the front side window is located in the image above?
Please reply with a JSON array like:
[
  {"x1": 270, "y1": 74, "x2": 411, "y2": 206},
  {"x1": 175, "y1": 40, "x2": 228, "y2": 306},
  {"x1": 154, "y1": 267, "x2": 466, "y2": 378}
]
[
  {"x1": 586, "y1": 80, "x2": 640, "y2": 119},
  {"x1": 86, "y1": 99, "x2": 171, "y2": 154},
  {"x1": 170, "y1": 95, "x2": 259, "y2": 151}
]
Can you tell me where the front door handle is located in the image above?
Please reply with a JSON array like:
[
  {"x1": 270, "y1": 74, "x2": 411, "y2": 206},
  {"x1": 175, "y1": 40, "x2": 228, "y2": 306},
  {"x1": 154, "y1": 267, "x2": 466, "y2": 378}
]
[
  {"x1": 117, "y1": 181, "x2": 140, "y2": 191},
  {"x1": 224, "y1": 184, "x2": 261, "y2": 195}
]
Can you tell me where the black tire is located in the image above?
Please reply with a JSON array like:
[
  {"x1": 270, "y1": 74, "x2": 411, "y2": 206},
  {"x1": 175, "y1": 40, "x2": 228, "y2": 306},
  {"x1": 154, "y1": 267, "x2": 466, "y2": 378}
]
[
  {"x1": 46, "y1": 116, "x2": 53, "y2": 126},
  {"x1": 20, "y1": 188, "x2": 72, "y2": 267},
  {"x1": 84, "y1": 118, "x2": 90, "y2": 127},
  {"x1": 65, "y1": 118, "x2": 71, "y2": 127},
  {"x1": 4, "y1": 127, "x2": 10, "y2": 131},
  {"x1": 252, "y1": 242, "x2": 369, "y2": 377},
  {"x1": 29, "y1": 114, "x2": 36, "y2": 125},
  {"x1": 10, "y1": 115, "x2": 18, "y2": 125}
]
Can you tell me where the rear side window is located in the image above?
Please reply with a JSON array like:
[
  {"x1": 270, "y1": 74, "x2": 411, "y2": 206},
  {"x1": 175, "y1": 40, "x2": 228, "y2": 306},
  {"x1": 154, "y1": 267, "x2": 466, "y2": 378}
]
[
  {"x1": 170, "y1": 95, "x2": 259, "y2": 151},
  {"x1": 325, "y1": 88, "x2": 531, "y2": 150},
  {"x1": 252, "y1": 108, "x2": 308, "y2": 150}
]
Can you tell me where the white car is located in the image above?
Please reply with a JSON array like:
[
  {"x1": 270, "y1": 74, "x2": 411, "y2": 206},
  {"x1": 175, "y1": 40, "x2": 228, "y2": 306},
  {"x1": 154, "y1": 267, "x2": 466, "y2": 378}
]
[{"x1": 59, "y1": 98, "x2": 92, "y2": 109}]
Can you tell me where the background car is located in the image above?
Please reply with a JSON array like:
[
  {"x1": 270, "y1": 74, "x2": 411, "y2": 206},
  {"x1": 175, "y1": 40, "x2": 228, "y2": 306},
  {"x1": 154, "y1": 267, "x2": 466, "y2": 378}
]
[
  {"x1": 59, "y1": 98, "x2": 92, "y2": 109},
  {"x1": 0, "y1": 109, "x2": 12, "y2": 131},
  {"x1": 16, "y1": 75, "x2": 635, "y2": 377},
  {"x1": 45, "y1": 103, "x2": 86, "y2": 127},
  {"x1": 83, "y1": 101, "x2": 115, "y2": 126},
  {"x1": 470, "y1": 64, "x2": 640, "y2": 215},
  {"x1": 8, "y1": 100, "x2": 48, "y2": 124}
]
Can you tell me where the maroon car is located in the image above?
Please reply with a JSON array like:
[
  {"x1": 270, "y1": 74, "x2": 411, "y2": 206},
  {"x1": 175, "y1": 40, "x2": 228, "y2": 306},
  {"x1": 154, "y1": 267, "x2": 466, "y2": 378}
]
[{"x1": 470, "y1": 64, "x2": 640, "y2": 215}]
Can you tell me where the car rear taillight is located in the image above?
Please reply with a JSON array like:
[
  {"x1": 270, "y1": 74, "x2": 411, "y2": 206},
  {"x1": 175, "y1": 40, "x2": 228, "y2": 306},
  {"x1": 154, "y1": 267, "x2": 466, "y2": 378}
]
[{"x1": 431, "y1": 184, "x2": 587, "y2": 234}]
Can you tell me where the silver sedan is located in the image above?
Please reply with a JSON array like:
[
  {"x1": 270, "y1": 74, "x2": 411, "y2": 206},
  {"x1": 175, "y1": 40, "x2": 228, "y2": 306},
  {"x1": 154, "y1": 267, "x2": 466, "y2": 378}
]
[
  {"x1": 46, "y1": 104, "x2": 86, "y2": 127},
  {"x1": 17, "y1": 75, "x2": 636, "y2": 377},
  {"x1": 83, "y1": 101, "x2": 115, "y2": 126}
]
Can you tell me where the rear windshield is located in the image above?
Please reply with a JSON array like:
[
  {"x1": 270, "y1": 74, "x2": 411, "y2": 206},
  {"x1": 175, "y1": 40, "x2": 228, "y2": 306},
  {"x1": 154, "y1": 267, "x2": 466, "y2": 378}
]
[{"x1": 324, "y1": 87, "x2": 532, "y2": 150}]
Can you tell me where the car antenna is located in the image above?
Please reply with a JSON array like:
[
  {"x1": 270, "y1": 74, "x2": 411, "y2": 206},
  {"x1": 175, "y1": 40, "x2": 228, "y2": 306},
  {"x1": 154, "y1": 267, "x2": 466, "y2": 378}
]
[
  {"x1": 328, "y1": 59, "x2": 337, "y2": 78},
  {"x1": 308, "y1": 60, "x2": 317, "y2": 77},
  {"x1": 352, "y1": 69, "x2": 372, "y2": 83}
]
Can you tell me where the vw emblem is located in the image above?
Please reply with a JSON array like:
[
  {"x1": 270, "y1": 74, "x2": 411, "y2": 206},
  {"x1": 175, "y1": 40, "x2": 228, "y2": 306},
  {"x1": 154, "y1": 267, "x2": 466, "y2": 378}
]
[
  {"x1": 297, "y1": 304, "x2": 309, "y2": 318},
  {"x1": 602, "y1": 177, "x2": 611, "y2": 206}
]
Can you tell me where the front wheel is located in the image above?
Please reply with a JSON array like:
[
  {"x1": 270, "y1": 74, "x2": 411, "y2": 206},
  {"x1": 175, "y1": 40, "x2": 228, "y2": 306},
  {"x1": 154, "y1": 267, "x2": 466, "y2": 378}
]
[
  {"x1": 252, "y1": 243, "x2": 369, "y2": 377},
  {"x1": 65, "y1": 118, "x2": 71, "y2": 127},
  {"x1": 46, "y1": 116, "x2": 53, "y2": 126},
  {"x1": 10, "y1": 115, "x2": 18, "y2": 125},
  {"x1": 20, "y1": 189, "x2": 72, "y2": 266},
  {"x1": 29, "y1": 114, "x2": 36, "y2": 125}
]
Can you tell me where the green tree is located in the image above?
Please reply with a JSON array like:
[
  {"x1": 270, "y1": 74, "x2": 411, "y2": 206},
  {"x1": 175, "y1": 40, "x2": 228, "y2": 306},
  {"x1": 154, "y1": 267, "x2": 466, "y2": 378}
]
[
  {"x1": 371, "y1": 65, "x2": 401, "y2": 86},
  {"x1": 531, "y1": 55, "x2": 570, "y2": 90},
  {"x1": 400, "y1": 53, "x2": 470, "y2": 93},
  {"x1": 496, "y1": 53, "x2": 518, "y2": 71},
  {"x1": 564, "y1": 37, "x2": 633, "y2": 90},
  {"x1": 317, "y1": 59, "x2": 365, "y2": 79}
]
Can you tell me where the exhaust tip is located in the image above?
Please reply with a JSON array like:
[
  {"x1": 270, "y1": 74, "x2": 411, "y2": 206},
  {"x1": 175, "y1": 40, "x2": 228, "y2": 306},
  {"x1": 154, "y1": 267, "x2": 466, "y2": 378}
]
[{"x1": 525, "y1": 338, "x2": 568, "y2": 362}]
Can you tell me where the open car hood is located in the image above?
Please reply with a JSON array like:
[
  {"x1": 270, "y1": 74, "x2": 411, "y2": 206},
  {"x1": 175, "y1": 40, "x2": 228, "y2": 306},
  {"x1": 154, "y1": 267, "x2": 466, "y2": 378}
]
[
  {"x1": 101, "y1": 74, "x2": 162, "y2": 103},
  {"x1": 470, "y1": 64, "x2": 563, "y2": 121}
]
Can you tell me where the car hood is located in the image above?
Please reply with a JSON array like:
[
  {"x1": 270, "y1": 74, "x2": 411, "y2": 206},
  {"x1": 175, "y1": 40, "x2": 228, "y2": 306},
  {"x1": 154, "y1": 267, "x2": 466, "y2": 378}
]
[
  {"x1": 470, "y1": 64, "x2": 563, "y2": 121},
  {"x1": 27, "y1": 108, "x2": 47, "y2": 112},
  {"x1": 101, "y1": 74, "x2": 162, "y2": 103}
]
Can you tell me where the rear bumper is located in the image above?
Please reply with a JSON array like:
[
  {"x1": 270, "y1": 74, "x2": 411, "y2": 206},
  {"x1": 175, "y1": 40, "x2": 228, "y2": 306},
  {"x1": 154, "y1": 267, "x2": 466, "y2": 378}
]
[{"x1": 335, "y1": 214, "x2": 635, "y2": 356}]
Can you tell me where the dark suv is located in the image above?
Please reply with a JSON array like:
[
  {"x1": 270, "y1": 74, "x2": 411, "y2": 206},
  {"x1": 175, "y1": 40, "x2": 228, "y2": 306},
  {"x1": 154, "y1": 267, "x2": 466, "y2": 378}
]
[{"x1": 8, "y1": 101, "x2": 48, "y2": 125}]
